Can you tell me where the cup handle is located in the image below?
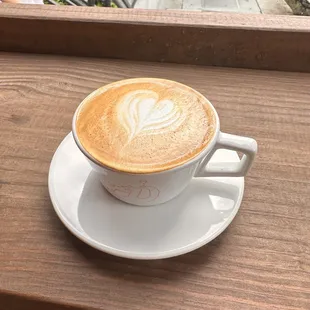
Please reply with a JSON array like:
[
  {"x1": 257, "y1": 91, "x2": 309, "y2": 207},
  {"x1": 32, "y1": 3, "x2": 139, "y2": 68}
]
[{"x1": 195, "y1": 132, "x2": 257, "y2": 177}]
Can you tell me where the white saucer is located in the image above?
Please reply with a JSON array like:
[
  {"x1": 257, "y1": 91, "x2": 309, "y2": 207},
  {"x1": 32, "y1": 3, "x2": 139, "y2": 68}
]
[{"x1": 49, "y1": 133, "x2": 244, "y2": 260}]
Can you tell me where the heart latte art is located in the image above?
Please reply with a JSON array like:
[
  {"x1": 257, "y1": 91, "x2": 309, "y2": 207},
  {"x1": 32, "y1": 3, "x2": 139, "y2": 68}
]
[
  {"x1": 75, "y1": 78, "x2": 216, "y2": 173},
  {"x1": 118, "y1": 90, "x2": 186, "y2": 142}
]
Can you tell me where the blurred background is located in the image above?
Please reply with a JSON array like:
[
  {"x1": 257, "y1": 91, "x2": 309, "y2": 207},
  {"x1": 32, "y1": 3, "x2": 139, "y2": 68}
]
[{"x1": 0, "y1": 0, "x2": 309, "y2": 15}]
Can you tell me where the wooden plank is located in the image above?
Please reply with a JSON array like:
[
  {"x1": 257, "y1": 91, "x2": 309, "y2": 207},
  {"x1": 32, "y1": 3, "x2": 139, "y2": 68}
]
[
  {"x1": 0, "y1": 4, "x2": 310, "y2": 72},
  {"x1": 1, "y1": 52, "x2": 310, "y2": 310},
  {"x1": 0, "y1": 290, "x2": 85, "y2": 310}
]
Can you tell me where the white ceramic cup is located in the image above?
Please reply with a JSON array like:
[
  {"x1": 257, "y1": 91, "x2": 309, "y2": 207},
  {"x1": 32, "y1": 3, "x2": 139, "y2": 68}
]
[{"x1": 72, "y1": 82, "x2": 257, "y2": 206}]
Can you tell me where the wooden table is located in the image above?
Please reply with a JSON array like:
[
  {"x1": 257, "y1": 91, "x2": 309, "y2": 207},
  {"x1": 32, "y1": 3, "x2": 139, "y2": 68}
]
[{"x1": 0, "y1": 5, "x2": 310, "y2": 310}]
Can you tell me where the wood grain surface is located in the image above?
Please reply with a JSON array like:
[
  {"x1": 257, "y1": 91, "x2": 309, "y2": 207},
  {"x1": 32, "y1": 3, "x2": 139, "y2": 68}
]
[
  {"x1": 0, "y1": 52, "x2": 310, "y2": 310},
  {"x1": 1, "y1": 4, "x2": 310, "y2": 72}
]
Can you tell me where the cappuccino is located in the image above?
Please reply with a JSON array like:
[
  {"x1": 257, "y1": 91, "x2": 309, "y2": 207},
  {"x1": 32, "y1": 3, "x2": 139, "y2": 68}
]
[{"x1": 75, "y1": 78, "x2": 216, "y2": 173}]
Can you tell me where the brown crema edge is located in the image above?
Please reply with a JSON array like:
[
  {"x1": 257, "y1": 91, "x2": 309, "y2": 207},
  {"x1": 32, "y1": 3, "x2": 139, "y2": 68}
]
[{"x1": 74, "y1": 78, "x2": 218, "y2": 174}]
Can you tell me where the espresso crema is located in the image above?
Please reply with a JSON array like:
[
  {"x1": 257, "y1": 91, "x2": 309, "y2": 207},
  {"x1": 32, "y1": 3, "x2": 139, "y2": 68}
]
[{"x1": 75, "y1": 78, "x2": 217, "y2": 173}]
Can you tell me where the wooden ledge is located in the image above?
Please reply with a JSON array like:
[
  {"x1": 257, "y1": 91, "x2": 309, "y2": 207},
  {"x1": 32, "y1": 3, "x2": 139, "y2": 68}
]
[
  {"x1": 0, "y1": 4, "x2": 310, "y2": 72},
  {"x1": 1, "y1": 51, "x2": 310, "y2": 310}
]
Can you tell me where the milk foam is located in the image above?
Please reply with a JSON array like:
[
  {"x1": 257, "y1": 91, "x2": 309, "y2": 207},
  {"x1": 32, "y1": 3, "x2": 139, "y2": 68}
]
[
  {"x1": 117, "y1": 90, "x2": 186, "y2": 143},
  {"x1": 75, "y1": 78, "x2": 216, "y2": 173}
]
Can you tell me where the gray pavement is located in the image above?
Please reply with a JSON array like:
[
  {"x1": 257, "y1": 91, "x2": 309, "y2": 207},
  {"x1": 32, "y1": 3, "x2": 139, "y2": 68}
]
[{"x1": 134, "y1": 0, "x2": 293, "y2": 14}]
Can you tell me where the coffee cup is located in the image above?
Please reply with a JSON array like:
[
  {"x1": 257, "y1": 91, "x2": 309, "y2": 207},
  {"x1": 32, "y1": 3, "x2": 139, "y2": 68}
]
[{"x1": 72, "y1": 78, "x2": 257, "y2": 206}]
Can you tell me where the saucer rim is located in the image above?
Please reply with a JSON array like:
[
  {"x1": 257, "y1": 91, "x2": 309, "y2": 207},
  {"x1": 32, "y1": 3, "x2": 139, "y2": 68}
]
[{"x1": 49, "y1": 133, "x2": 244, "y2": 260}]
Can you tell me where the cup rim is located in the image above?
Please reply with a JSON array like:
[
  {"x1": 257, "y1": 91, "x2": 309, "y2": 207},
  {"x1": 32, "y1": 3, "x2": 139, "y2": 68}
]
[{"x1": 72, "y1": 78, "x2": 220, "y2": 176}]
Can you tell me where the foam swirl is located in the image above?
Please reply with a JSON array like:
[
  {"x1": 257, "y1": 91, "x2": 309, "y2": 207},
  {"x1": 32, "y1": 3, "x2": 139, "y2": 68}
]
[{"x1": 117, "y1": 90, "x2": 186, "y2": 142}]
